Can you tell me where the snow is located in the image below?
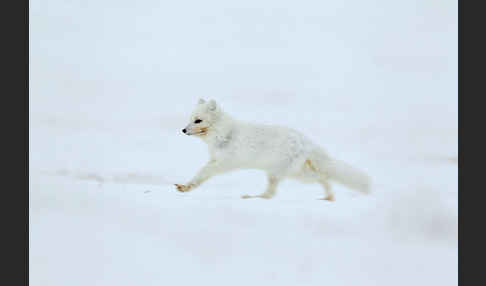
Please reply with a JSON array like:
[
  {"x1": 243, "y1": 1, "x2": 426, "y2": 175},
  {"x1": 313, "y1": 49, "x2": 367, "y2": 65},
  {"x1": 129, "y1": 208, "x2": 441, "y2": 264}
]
[{"x1": 30, "y1": 0, "x2": 457, "y2": 285}]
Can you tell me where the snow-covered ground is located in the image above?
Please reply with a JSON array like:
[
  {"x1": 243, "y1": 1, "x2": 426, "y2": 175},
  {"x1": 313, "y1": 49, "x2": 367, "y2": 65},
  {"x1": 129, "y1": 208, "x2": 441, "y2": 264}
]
[{"x1": 30, "y1": 1, "x2": 457, "y2": 285}]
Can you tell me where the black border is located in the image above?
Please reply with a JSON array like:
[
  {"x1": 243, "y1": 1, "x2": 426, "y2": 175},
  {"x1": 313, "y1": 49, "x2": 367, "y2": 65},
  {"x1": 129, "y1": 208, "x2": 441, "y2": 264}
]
[
  {"x1": 25, "y1": 0, "x2": 29, "y2": 283},
  {"x1": 458, "y1": 0, "x2": 484, "y2": 285},
  {"x1": 458, "y1": 0, "x2": 461, "y2": 283},
  {"x1": 1, "y1": 0, "x2": 28, "y2": 285},
  {"x1": 458, "y1": 0, "x2": 462, "y2": 285}
]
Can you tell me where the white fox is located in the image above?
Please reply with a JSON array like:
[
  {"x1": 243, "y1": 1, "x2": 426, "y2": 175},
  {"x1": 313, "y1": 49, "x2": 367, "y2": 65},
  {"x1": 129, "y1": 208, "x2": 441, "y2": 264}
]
[{"x1": 175, "y1": 99, "x2": 371, "y2": 200}]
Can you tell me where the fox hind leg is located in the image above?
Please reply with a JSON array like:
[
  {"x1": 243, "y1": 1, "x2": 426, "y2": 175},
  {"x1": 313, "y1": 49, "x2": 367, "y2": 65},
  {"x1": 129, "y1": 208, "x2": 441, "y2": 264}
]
[
  {"x1": 242, "y1": 175, "x2": 280, "y2": 199},
  {"x1": 318, "y1": 179, "x2": 335, "y2": 201},
  {"x1": 305, "y1": 159, "x2": 335, "y2": 201}
]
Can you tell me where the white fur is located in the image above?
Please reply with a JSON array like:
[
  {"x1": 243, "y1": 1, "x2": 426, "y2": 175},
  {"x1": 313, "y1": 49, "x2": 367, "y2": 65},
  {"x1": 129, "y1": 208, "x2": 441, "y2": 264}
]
[{"x1": 175, "y1": 99, "x2": 371, "y2": 200}]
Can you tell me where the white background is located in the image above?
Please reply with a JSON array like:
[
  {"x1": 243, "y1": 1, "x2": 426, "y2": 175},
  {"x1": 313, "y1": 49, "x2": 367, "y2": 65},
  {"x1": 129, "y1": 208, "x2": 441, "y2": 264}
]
[{"x1": 30, "y1": 1, "x2": 457, "y2": 285}]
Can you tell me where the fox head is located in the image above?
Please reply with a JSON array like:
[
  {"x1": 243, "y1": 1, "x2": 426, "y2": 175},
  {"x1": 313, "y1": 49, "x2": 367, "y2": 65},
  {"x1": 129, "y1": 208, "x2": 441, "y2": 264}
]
[{"x1": 182, "y1": 98, "x2": 221, "y2": 136}]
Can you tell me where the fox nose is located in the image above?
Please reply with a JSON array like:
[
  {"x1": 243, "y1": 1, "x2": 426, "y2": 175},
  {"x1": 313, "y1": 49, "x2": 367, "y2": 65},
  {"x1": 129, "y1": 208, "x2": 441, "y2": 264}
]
[{"x1": 182, "y1": 128, "x2": 187, "y2": 134}]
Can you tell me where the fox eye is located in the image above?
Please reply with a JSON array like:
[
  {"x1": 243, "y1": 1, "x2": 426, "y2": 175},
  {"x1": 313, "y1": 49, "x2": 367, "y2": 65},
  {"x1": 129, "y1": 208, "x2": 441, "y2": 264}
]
[{"x1": 194, "y1": 119, "x2": 202, "y2": 124}]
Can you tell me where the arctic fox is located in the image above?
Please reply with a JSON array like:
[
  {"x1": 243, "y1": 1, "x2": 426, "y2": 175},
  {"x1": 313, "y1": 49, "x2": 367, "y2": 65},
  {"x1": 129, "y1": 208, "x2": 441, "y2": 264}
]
[{"x1": 175, "y1": 99, "x2": 371, "y2": 200}]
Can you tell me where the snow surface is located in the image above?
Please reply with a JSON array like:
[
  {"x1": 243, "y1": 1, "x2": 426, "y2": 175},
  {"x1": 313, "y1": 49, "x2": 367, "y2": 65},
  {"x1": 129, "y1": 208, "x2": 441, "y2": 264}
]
[{"x1": 30, "y1": 0, "x2": 457, "y2": 285}]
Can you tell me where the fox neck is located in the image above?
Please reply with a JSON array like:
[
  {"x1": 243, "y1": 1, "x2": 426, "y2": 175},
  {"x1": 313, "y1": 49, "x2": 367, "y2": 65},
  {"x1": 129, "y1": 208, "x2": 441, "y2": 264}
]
[{"x1": 199, "y1": 112, "x2": 235, "y2": 145}]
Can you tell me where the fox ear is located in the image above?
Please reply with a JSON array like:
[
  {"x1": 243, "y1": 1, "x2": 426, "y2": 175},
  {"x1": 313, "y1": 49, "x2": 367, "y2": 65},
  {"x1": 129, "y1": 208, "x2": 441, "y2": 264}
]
[
  {"x1": 198, "y1": 98, "x2": 206, "y2": 104},
  {"x1": 207, "y1": 99, "x2": 217, "y2": 111}
]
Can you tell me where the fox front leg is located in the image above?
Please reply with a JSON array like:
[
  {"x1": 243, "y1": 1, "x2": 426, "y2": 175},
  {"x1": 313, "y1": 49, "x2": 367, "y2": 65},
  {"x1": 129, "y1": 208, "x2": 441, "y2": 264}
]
[{"x1": 175, "y1": 160, "x2": 225, "y2": 193}]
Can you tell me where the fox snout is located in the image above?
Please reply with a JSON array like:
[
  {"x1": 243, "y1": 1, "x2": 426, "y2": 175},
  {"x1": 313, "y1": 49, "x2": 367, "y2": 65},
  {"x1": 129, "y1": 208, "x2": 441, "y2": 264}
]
[
  {"x1": 181, "y1": 125, "x2": 208, "y2": 136},
  {"x1": 182, "y1": 127, "x2": 193, "y2": 135},
  {"x1": 182, "y1": 126, "x2": 195, "y2": 135}
]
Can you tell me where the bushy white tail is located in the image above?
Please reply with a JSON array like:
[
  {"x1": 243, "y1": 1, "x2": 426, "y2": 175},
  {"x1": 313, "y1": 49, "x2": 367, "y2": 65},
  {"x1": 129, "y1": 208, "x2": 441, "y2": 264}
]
[{"x1": 325, "y1": 159, "x2": 371, "y2": 194}]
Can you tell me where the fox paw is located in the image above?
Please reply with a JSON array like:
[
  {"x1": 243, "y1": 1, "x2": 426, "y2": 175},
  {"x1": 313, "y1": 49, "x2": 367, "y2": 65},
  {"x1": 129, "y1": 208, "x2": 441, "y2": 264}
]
[
  {"x1": 241, "y1": 194, "x2": 273, "y2": 199},
  {"x1": 318, "y1": 195, "x2": 335, "y2": 201},
  {"x1": 175, "y1": 184, "x2": 193, "y2": 192}
]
